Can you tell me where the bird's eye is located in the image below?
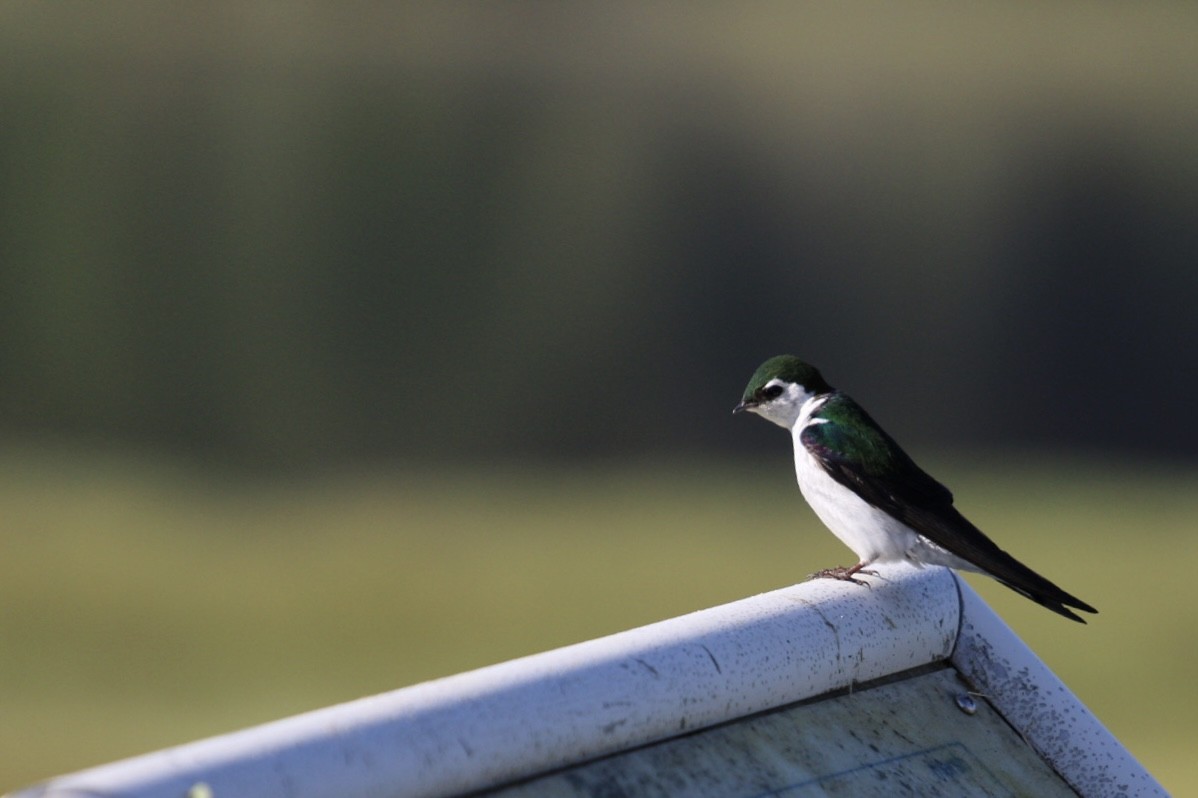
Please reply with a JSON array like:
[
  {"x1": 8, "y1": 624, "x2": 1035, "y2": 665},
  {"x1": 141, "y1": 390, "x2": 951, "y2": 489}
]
[{"x1": 761, "y1": 384, "x2": 785, "y2": 400}]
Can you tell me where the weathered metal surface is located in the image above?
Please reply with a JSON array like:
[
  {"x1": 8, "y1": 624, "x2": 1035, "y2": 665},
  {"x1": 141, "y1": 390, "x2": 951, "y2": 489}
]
[{"x1": 952, "y1": 579, "x2": 1167, "y2": 798}]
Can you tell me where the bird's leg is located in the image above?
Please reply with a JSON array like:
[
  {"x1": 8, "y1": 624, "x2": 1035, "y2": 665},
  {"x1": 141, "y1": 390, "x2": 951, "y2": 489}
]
[{"x1": 809, "y1": 561, "x2": 879, "y2": 587}]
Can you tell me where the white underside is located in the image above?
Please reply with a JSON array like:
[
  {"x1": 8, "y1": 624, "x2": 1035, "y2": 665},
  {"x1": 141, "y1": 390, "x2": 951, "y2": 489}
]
[{"x1": 792, "y1": 398, "x2": 977, "y2": 572}]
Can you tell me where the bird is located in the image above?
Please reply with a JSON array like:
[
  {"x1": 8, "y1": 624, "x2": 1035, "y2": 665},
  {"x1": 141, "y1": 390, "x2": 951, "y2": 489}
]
[{"x1": 733, "y1": 354, "x2": 1097, "y2": 623}]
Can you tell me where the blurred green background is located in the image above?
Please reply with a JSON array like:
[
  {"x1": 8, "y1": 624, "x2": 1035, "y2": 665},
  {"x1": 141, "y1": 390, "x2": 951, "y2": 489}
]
[{"x1": 2, "y1": 3, "x2": 1196, "y2": 793}]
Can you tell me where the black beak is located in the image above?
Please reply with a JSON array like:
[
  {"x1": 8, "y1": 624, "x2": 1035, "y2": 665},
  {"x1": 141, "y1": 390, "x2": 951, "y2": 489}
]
[{"x1": 732, "y1": 400, "x2": 755, "y2": 415}]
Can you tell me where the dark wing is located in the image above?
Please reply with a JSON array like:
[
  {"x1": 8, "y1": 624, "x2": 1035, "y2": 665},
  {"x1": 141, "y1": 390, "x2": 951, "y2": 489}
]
[{"x1": 801, "y1": 394, "x2": 1097, "y2": 622}]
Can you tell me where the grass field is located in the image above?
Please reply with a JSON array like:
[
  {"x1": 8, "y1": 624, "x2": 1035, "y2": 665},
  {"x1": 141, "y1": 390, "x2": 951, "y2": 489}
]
[{"x1": 1, "y1": 447, "x2": 1193, "y2": 793}]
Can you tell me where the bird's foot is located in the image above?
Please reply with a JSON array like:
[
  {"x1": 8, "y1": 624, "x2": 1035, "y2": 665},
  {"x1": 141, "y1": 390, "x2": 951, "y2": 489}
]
[{"x1": 808, "y1": 565, "x2": 879, "y2": 587}]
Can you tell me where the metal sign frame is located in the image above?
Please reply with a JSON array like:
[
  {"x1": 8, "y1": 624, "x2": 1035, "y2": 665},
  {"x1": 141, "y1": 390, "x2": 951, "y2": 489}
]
[{"x1": 9, "y1": 564, "x2": 1163, "y2": 798}]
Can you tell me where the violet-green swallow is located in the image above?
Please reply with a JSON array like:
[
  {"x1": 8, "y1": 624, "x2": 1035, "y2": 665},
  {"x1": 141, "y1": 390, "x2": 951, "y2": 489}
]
[{"x1": 734, "y1": 355, "x2": 1097, "y2": 623}]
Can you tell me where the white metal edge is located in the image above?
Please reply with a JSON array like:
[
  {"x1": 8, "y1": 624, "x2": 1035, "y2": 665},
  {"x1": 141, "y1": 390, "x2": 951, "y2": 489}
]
[
  {"x1": 949, "y1": 575, "x2": 1166, "y2": 798},
  {"x1": 12, "y1": 563, "x2": 958, "y2": 798}
]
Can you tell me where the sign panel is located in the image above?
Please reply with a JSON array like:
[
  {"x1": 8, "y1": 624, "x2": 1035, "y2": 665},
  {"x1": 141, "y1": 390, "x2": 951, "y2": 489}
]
[{"x1": 486, "y1": 667, "x2": 1077, "y2": 797}]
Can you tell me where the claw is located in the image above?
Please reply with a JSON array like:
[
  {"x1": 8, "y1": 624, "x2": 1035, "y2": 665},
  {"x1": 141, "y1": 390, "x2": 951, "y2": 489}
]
[{"x1": 808, "y1": 565, "x2": 879, "y2": 588}]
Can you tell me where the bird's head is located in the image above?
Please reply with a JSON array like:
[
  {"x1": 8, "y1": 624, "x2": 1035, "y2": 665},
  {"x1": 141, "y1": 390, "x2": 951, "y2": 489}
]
[{"x1": 733, "y1": 355, "x2": 833, "y2": 429}]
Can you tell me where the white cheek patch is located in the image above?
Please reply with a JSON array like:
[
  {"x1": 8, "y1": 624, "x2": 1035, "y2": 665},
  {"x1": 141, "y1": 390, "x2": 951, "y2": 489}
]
[
  {"x1": 751, "y1": 380, "x2": 820, "y2": 429},
  {"x1": 787, "y1": 382, "x2": 816, "y2": 405}
]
